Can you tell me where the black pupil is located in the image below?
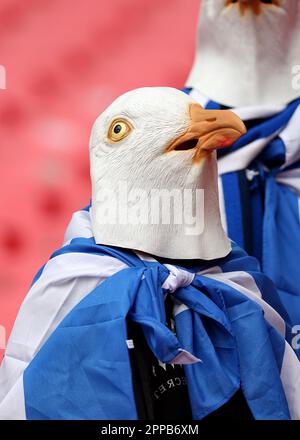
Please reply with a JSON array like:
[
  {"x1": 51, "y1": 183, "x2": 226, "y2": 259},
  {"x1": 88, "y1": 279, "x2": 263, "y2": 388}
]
[{"x1": 113, "y1": 124, "x2": 122, "y2": 134}]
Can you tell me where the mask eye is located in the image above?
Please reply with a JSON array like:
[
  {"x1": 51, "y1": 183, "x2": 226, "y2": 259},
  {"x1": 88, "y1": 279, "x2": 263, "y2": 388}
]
[{"x1": 108, "y1": 119, "x2": 133, "y2": 142}]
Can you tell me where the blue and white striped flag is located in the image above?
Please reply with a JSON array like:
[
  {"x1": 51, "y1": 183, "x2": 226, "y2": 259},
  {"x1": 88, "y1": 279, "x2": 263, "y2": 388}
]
[
  {"x1": 184, "y1": 88, "x2": 300, "y2": 333},
  {"x1": 0, "y1": 207, "x2": 299, "y2": 420}
]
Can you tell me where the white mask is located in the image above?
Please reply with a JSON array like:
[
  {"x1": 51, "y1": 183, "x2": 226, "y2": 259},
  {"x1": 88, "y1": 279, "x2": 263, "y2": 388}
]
[
  {"x1": 186, "y1": 0, "x2": 300, "y2": 107},
  {"x1": 90, "y1": 87, "x2": 245, "y2": 259}
]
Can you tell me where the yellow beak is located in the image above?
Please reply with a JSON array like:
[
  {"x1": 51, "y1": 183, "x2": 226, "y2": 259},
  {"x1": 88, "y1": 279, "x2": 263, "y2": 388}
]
[{"x1": 165, "y1": 103, "x2": 246, "y2": 163}]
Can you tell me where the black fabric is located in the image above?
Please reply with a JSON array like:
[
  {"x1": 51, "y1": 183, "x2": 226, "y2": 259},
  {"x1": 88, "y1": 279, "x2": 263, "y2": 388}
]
[
  {"x1": 127, "y1": 296, "x2": 254, "y2": 420},
  {"x1": 204, "y1": 389, "x2": 254, "y2": 420},
  {"x1": 127, "y1": 319, "x2": 155, "y2": 420},
  {"x1": 127, "y1": 295, "x2": 192, "y2": 420}
]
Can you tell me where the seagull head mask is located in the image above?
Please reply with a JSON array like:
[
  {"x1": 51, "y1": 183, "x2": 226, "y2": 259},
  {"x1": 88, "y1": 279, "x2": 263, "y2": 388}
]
[
  {"x1": 90, "y1": 87, "x2": 246, "y2": 260},
  {"x1": 186, "y1": 0, "x2": 300, "y2": 106}
]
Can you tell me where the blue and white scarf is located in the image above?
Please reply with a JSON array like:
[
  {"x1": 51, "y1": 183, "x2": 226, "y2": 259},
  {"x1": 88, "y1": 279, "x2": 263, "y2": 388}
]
[
  {"x1": 0, "y1": 207, "x2": 299, "y2": 420},
  {"x1": 184, "y1": 88, "x2": 300, "y2": 330}
]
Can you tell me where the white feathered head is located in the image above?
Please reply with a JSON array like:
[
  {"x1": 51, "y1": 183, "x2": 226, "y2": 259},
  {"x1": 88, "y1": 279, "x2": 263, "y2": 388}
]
[
  {"x1": 90, "y1": 87, "x2": 245, "y2": 259},
  {"x1": 186, "y1": 0, "x2": 300, "y2": 106}
]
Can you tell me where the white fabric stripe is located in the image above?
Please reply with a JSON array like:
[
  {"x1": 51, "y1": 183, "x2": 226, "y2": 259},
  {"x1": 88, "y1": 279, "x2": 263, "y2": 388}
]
[
  {"x1": 276, "y1": 168, "x2": 300, "y2": 197},
  {"x1": 0, "y1": 376, "x2": 25, "y2": 420},
  {"x1": 280, "y1": 342, "x2": 300, "y2": 420},
  {"x1": 197, "y1": 265, "x2": 222, "y2": 276},
  {"x1": 189, "y1": 88, "x2": 210, "y2": 108},
  {"x1": 133, "y1": 250, "x2": 157, "y2": 262},
  {"x1": 280, "y1": 104, "x2": 300, "y2": 168},
  {"x1": 0, "y1": 252, "x2": 128, "y2": 413},
  {"x1": 63, "y1": 209, "x2": 93, "y2": 245},
  {"x1": 173, "y1": 303, "x2": 189, "y2": 317},
  {"x1": 231, "y1": 105, "x2": 286, "y2": 121},
  {"x1": 189, "y1": 88, "x2": 285, "y2": 120},
  {"x1": 163, "y1": 265, "x2": 194, "y2": 293},
  {"x1": 218, "y1": 176, "x2": 227, "y2": 233},
  {"x1": 217, "y1": 131, "x2": 280, "y2": 176},
  {"x1": 204, "y1": 271, "x2": 286, "y2": 337},
  {"x1": 173, "y1": 349, "x2": 201, "y2": 365}
]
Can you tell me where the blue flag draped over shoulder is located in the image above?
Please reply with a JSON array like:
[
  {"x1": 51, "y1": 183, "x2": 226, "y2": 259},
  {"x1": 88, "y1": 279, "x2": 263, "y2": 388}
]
[
  {"x1": 183, "y1": 88, "x2": 300, "y2": 333},
  {"x1": 0, "y1": 207, "x2": 299, "y2": 420}
]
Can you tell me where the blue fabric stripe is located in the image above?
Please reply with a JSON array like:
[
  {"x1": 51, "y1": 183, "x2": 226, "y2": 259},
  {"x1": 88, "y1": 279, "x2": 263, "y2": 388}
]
[
  {"x1": 263, "y1": 177, "x2": 300, "y2": 331},
  {"x1": 82, "y1": 203, "x2": 91, "y2": 212},
  {"x1": 50, "y1": 237, "x2": 147, "y2": 268},
  {"x1": 205, "y1": 100, "x2": 222, "y2": 110},
  {"x1": 250, "y1": 185, "x2": 264, "y2": 263},
  {"x1": 181, "y1": 87, "x2": 192, "y2": 95},
  {"x1": 267, "y1": 324, "x2": 287, "y2": 374},
  {"x1": 249, "y1": 271, "x2": 291, "y2": 327},
  {"x1": 260, "y1": 137, "x2": 286, "y2": 169}
]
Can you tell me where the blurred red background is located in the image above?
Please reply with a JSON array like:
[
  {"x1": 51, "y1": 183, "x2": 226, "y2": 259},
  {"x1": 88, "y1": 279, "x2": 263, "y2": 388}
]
[{"x1": 0, "y1": 0, "x2": 200, "y2": 351}]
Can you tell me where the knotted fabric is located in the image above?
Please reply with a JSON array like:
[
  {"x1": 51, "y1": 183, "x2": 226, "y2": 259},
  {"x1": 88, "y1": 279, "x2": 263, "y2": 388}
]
[{"x1": 1, "y1": 208, "x2": 299, "y2": 420}]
